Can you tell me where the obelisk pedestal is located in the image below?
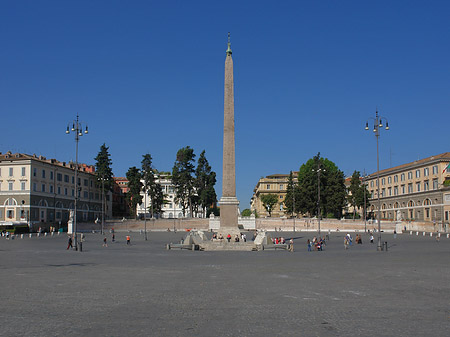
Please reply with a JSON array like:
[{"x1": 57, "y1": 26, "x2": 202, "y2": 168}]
[{"x1": 218, "y1": 33, "x2": 240, "y2": 237}]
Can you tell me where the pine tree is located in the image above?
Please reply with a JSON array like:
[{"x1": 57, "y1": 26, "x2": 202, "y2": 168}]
[
  {"x1": 195, "y1": 150, "x2": 217, "y2": 217},
  {"x1": 172, "y1": 146, "x2": 196, "y2": 216},
  {"x1": 126, "y1": 166, "x2": 142, "y2": 219}
]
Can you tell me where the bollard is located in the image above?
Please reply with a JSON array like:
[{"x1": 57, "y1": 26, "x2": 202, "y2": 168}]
[
  {"x1": 29, "y1": 233, "x2": 32, "y2": 238},
  {"x1": 438, "y1": 233, "x2": 441, "y2": 238},
  {"x1": 51, "y1": 232, "x2": 54, "y2": 236},
  {"x1": 37, "y1": 232, "x2": 40, "y2": 237},
  {"x1": 430, "y1": 233, "x2": 432, "y2": 237},
  {"x1": 45, "y1": 232, "x2": 48, "y2": 236},
  {"x1": 410, "y1": 231, "x2": 412, "y2": 235},
  {"x1": 384, "y1": 241, "x2": 388, "y2": 251},
  {"x1": 21, "y1": 234, "x2": 24, "y2": 239},
  {"x1": 416, "y1": 231, "x2": 419, "y2": 236},
  {"x1": 79, "y1": 241, "x2": 83, "y2": 252},
  {"x1": 423, "y1": 232, "x2": 425, "y2": 236},
  {"x1": 447, "y1": 234, "x2": 449, "y2": 239},
  {"x1": 57, "y1": 231, "x2": 60, "y2": 235}
]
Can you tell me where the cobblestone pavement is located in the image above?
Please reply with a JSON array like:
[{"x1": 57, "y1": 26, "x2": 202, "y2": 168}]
[{"x1": 0, "y1": 231, "x2": 449, "y2": 336}]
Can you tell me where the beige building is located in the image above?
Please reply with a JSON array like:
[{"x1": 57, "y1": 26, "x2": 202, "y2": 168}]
[
  {"x1": 250, "y1": 173, "x2": 297, "y2": 218},
  {"x1": 0, "y1": 151, "x2": 111, "y2": 230},
  {"x1": 366, "y1": 152, "x2": 450, "y2": 230}
]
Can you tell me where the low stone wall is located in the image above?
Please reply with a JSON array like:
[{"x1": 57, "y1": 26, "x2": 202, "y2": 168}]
[{"x1": 76, "y1": 217, "x2": 448, "y2": 233}]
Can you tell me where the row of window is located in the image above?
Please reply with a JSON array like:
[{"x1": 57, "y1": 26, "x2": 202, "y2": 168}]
[
  {"x1": 369, "y1": 164, "x2": 449, "y2": 188},
  {"x1": 0, "y1": 167, "x2": 95, "y2": 187},
  {"x1": 370, "y1": 179, "x2": 440, "y2": 198}
]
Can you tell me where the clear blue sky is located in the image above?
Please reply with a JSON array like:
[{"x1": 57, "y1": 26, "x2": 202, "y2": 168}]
[{"x1": 1, "y1": 0, "x2": 449, "y2": 210}]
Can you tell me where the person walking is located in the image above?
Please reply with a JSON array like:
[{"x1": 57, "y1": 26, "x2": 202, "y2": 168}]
[
  {"x1": 126, "y1": 235, "x2": 131, "y2": 245},
  {"x1": 67, "y1": 236, "x2": 73, "y2": 250},
  {"x1": 112, "y1": 233, "x2": 115, "y2": 242},
  {"x1": 307, "y1": 239, "x2": 312, "y2": 252},
  {"x1": 103, "y1": 236, "x2": 108, "y2": 247},
  {"x1": 289, "y1": 238, "x2": 294, "y2": 252}
]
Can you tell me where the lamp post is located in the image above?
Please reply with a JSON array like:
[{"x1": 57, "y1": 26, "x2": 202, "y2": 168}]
[
  {"x1": 363, "y1": 169, "x2": 367, "y2": 233},
  {"x1": 312, "y1": 163, "x2": 325, "y2": 236},
  {"x1": 101, "y1": 176, "x2": 105, "y2": 235},
  {"x1": 365, "y1": 110, "x2": 389, "y2": 251},
  {"x1": 66, "y1": 114, "x2": 88, "y2": 251}
]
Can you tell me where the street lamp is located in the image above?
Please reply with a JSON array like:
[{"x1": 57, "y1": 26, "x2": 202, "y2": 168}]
[
  {"x1": 66, "y1": 114, "x2": 88, "y2": 251},
  {"x1": 312, "y1": 164, "x2": 325, "y2": 236},
  {"x1": 362, "y1": 169, "x2": 368, "y2": 233},
  {"x1": 365, "y1": 110, "x2": 389, "y2": 251}
]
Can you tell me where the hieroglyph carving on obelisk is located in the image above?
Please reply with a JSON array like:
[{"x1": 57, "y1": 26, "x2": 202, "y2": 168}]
[{"x1": 219, "y1": 33, "x2": 240, "y2": 232}]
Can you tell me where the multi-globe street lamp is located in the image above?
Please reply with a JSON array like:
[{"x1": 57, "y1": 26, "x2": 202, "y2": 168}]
[
  {"x1": 66, "y1": 114, "x2": 88, "y2": 251},
  {"x1": 312, "y1": 164, "x2": 325, "y2": 236},
  {"x1": 365, "y1": 110, "x2": 389, "y2": 251}
]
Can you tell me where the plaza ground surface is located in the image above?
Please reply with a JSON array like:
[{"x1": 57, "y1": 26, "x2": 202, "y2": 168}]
[{"x1": 0, "y1": 231, "x2": 449, "y2": 337}]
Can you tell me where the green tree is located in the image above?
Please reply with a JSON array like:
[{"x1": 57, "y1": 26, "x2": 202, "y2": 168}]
[
  {"x1": 348, "y1": 170, "x2": 370, "y2": 220},
  {"x1": 260, "y1": 194, "x2": 278, "y2": 217},
  {"x1": 297, "y1": 153, "x2": 346, "y2": 218},
  {"x1": 126, "y1": 166, "x2": 143, "y2": 219},
  {"x1": 172, "y1": 146, "x2": 196, "y2": 217},
  {"x1": 141, "y1": 154, "x2": 164, "y2": 218},
  {"x1": 241, "y1": 209, "x2": 252, "y2": 217},
  {"x1": 195, "y1": 150, "x2": 217, "y2": 217}
]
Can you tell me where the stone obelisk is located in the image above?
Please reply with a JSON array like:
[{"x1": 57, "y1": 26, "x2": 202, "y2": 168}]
[{"x1": 219, "y1": 33, "x2": 240, "y2": 235}]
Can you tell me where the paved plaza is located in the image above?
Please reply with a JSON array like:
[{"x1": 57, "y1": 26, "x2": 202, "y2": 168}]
[{"x1": 0, "y1": 230, "x2": 449, "y2": 336}]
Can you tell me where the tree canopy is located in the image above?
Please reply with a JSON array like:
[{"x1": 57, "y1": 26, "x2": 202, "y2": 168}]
[
  {"x1": 297, "y1": 153, "x2": 346, "y2": 218},
  {"x1": 126, "y1": 166, "x2": 142, "y2": 218},
  {"x1": 172, "y1": 146, "x2": 196, "y2": 216},
  {"x1": 141, "y1": 153, "x2": 164, "y2": 218},
  {"x1": 260, "y1": 194, "x2": 278, "y2": 217},
  {"x1": 94, "y1": 143, "x2": 114, "y2": 191},
  {"x1": 195, "y1": 150, "x2": 217, "y2": 217},
  {"x1": 347, "y1": 170, "x2": 370, "y2": 219}
]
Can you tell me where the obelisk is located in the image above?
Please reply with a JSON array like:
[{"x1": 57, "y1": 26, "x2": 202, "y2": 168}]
[{"x1": 219, "y1": 33, "x2": 240, "y2": 235}]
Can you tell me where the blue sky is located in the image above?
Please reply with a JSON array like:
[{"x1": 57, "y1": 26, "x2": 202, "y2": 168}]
[{"x1": 1, "y1": 0, "x2": 449, "y2": 209}]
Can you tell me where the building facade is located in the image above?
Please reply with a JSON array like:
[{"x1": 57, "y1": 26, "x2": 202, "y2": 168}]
[
  {"x1": 365, "y1": 152, "x2": 450, "y2": 229},
  {"x1": 0, "y1": 152, "x2": 111, "y2": 229},
  {"x1": 251, "y1": 173, "x2": 297, "y2": 218}
]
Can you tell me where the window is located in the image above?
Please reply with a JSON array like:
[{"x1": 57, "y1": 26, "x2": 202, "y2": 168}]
[
  {"x1": 9, "y1": 182, "x2": 13, "y2": 191},
  {"x1": 50, "y1": 171, "x2": 53, "y2": 180},
  {"x1": 370, "y1": 181, "x2": 374, "y2": 187},
  {"x1": 416, "y1": 170, "x2": 420, "y2": 178},
  {"x1": 33, "y1": 168, "x2": 37, "y2": 177},
  {"x1": 84, "y1": 191, "x2": 88, "y2": 198},
  {"x1": 394, "y1": 186, "x2": 398, "y2": 195},
  {"x1": 408, "y1": 172, "x2": 412, "y2": 179},
  {"x1": 7, "y1": 210, "x2": 14, "y2": 219},
  {"x1": 72, "y1": 189, "x2": 75, "y2": 197},
  {"x1": 279, "y1": 195, "x2": 283, "y2": 199},
  {"x1": 9, "y1": 167, "x2": 13, "y2": 176},
  {"x1": 90, "y1": 180, "x2": 93, "y2": 187},
  {"x1": 279, "y1": 184, "x2": 283, "y2": 190},
  {"x1": 424, "y1": 168, "x2": 429, "y2": 176},
  {"x1": 64, "y1": 188, "x2": 68, "y2": 195},
  {"x1": 42, "y1": 170, "x2": 46, "y2": 178},
  {"x1": 33, "y1": 183, "x2": 37, "y2": 192},
  {"x1": 21, "y1": 182, "x2": 26, "y2": 190},
  {"x1": 381, "y1": 178, "x2": 385, "y2": 185},
  {"x1": 78, "y1": 178, "x2": 81, "y2": 186},
  {"x1": 424, "y1": 181, "x2": 429, "y2": 191},
  {"x1": 401, "y1": 185, "x2": 405, "y2": 194},
  {"x1": 21, "y1": 167, "x2": 26, "y2": 176},
  {"x1": 388, "y1": 177, "x2": 392, "y2": 184},
  {"x1": 72, "y1": 176, "x2": 75, "y2": 184},
  {"x1": 401, "y1": 173, "x2": 405, "y2": 181},
  {"x1": 57, "y1": 186, "x2": 61, "y2": 194},
  {"x1": 381, "y1": 188, "x2": 385, "y2": 197},
  {"x1": 64, "y1": 175, "x2": 69, "y2": 183},
  {"x1": 388, "y1": 187, "x2": 392, "y2": 196},
  {"x1": 41, "y1": 184, "x2": 46, "y2": 192},
  {"x1": 416, "y1": 182, "x2": 420, "y2": 192},
  {"x1": 394, "y1": 175, "x2": 398, "y2": 183},
  {"x1": 57, "y1": 173, "x2": 62, "y2": 181},
  {"x1": 408, "y1": 184, "x2": 413, "y2": 193},
  {"x1": 49, "y1": 184, "x2": 54, "y2": 193},
  {"x1": 84, "y1": 179, "x2": 88, "y2": 187},
  {"x1": 266, "y1": 184, "x2": 270, "y2": 189},
  {"x1": 432, "y1": 165, "x2": 438, "y2": 175},
  {"x1": 433, "y1": 179, "x2": 439, "y2": 190}
]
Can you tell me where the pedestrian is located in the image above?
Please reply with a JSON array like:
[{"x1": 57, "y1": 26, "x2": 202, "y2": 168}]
[
  {"x1": 112, "y1": 233, "x2": 115, "y2": 242},
  {"x1": 344, "y1": 237, "x2": 349, "y2": 250},
  {"x1": 103, "y1": 236, "x2": 108, "y2": 247},
  {"x1": 289, "y1": 238, "x2": 294, "y2": 252},
  {"x1": 67, "y1": 236, "x2": 73, "y2": 250},
  {"x1": 126, "y1": 235, "x2": 131, "y2": 245},
  {"x1": 394, "y1": 230, "x2": 397, "y2": 239},
  {"x1": 307, "y1": 239, "x2": 312, "y2": 252},
  {"x1": 227, "y1": 234, "x2": 231, "y2": 242},
  {"x1": 370, "y1": 234, "x2": 374, "y2": 243}
]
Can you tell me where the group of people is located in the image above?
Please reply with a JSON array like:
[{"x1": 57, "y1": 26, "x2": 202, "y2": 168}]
[
  {"x1": 307, "y1": 236, "x2": 326, "y2": 251},
  {"x1": 211, "y1": 233, "x2": 247, "y2": 242},
  {"x1": 272, "y1": 237, "x2": 286, "y2": 244}
]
